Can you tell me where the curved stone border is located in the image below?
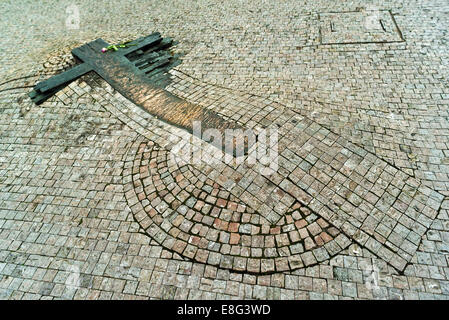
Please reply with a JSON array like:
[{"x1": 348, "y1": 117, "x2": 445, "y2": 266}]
[{"x1": 123, "y1": 137, "x2": 351, "y2": 273}]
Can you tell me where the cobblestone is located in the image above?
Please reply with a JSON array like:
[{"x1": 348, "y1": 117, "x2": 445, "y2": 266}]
[{"x1": 1, "y1": 0, "x2": 449, "y2": 300}]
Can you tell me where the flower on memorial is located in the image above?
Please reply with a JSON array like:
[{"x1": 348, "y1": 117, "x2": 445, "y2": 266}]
[{"x1": 101, "y1": 41, "x2": 136, "y2": 53}]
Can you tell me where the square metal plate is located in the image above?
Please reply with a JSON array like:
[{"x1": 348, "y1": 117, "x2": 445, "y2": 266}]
[{"x1": 319, "y1": 10, "x2": 404, "y2": 45}]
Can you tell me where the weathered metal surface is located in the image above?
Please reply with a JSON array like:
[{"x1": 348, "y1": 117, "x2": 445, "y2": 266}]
[{"x1": 29, "y1": 33, "x2": 252, "y2": 154}]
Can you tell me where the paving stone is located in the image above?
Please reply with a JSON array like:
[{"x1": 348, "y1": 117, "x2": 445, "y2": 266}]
[{"x1": 1, "y1": 0, "x2": 449, "y2": 301}]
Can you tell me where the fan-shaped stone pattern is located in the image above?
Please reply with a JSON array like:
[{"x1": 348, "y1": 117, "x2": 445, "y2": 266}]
[
  {"x1": 164, "y1": 71, "x2": 444, "y2": 272},
  {"x1": 124, "y1": 139, "x2": 349, "y2": 273}
]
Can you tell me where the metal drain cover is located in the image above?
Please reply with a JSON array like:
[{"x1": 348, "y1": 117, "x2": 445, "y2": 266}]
[{"x1": 319, "y1": 10, "x2": 404, "y2": 45}]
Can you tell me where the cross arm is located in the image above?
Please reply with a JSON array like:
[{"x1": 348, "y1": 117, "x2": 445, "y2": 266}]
[
  {"x1": 118, "y1": 32, "x2": 162, "y2": 56},
  {"x1": 29, "y1": 62, "x2": 93, "y2": 104}
]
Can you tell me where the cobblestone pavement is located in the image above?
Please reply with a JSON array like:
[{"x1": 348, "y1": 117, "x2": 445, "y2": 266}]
[{"x1": 1, "y1": 0, "x2": 449, "y2": 300}]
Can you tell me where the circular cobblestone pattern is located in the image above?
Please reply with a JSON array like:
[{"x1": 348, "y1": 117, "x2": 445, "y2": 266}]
[
  {"x1": 124, "y1": 139, "x2": 345, "y2": 273},
  {"x1": 2, "y1": 0, "x2": 449, "y2": 300}
]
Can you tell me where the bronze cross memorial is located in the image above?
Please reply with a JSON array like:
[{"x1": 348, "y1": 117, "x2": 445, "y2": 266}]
[{"x1": 29, "y1": 32, "x2": 251, "y2": 154}]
